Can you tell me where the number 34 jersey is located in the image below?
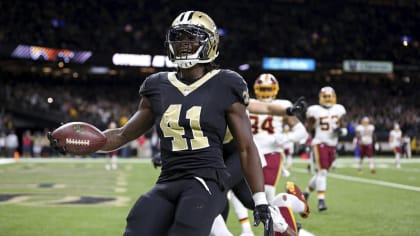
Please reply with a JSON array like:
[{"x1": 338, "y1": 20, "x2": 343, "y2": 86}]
[
  {"x1": 248, "y1": 99, "x2": 292, "y2": 155},
  {"x1": 139, "y1": 69, "x2": 249, "y2": 174}
]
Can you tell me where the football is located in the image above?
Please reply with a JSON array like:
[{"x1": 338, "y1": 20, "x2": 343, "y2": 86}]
[{"x1": 51, "y1": 122, "x2": 107, "y2": 155}]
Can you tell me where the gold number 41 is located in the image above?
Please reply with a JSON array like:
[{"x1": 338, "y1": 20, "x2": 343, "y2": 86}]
[{"x1": 160, "y1": 104, "x2": 210, "y2": 151}]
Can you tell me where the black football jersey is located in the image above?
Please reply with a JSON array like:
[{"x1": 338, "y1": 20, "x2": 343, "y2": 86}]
[{"x1": 139, "y1": 69, "x2": 249, "y2": 183}]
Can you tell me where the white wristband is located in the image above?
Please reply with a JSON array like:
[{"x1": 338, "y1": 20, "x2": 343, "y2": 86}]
[
  {"x1": 252, "y1": 192, "x2": 268, "y2": 206},
  {"x1": 341, "y1": 128, "x2": 348, "y2": 136}
]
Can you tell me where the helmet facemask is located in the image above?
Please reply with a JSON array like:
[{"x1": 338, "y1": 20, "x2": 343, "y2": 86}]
[
  {"x1": 361, "y1": 117, "x2": 370, "y2": 126},
  {"x1": 253, "y1": 73, "x2": 279, "y2": 102},
  {"x1": 319, "y1": 86, "x2": 336, "y2": 108},
  {"x1": 166, "y1": 11, "x2": 219, "y2": 69}
]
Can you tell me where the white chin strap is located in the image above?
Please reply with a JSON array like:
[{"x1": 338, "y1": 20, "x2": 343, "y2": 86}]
[
  {"x1": 171, "y1": 45, "x2": 218, "y2": 69},
  {"x1": 175, "y1": 60, "x2": 199, "y2": 69},
  {"x1": 176, "y1": 46, "x2": 203, "y2": 68},
  {"x1": 174, "y1": 56, "x2": 216, "y2": 69}
]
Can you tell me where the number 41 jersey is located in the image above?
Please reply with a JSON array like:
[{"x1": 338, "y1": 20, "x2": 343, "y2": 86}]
[{"x1": 139, "y1": 69, "x2": 249, "y2": 180}]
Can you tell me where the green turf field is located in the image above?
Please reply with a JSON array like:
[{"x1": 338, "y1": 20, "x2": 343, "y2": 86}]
[{"x1": 0, "y1": 156, "x2": 419, "y2": 236}]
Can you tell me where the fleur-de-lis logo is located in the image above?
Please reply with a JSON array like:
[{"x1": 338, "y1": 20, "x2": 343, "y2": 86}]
[{"x1": 243, "y1": 89, "x2": 250, "y2": 105}]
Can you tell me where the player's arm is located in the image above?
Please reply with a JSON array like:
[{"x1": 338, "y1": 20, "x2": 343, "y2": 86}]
[
  {"x1": 247, "y1": 97, "x2": 307, "y2": 117},
  {"x1": 227, "y1": 102, "x2": 295, "y2": 236},
  {"x1": 101, "y1": 97, "x2": 154, "y2": 151},
  {"x1": 334, "y1": 117, "x2": 348, "y2": 137},
  {"x1": 226, "y1": 102, "x2": 265, "y2": 194},
  {"x1": 305, "y1": 116, "x2": 316, "y2": 134},
  {"x1": 275, "y1": 116, "x2": 308, "y2": 145},
  {"x1": 355, "y1": 127, "x2": 361, "y2": 139},
  {"x1": 247, "y1": 99, "x2": 288, "y2": 116}
]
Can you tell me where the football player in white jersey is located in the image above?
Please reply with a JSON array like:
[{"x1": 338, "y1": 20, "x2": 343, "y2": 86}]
[
  {"x1": 303, "y1": 86, "x2": 347, "y2": 212},
  {"x1": 389, "y1": 123, "x2": 402, "y2": 168},
  {"x1": 250, "y1": 73, "x2": 308, "y2": 203},
  {"x1": 282, "y1": 124, "x2": 295, "y2": 170},
  {"x1": 228, "y1": 73, "x2": 308, "y2": 236},
  {"x1": 355, "y1": 116, "x2": 376, "y2": 173}
]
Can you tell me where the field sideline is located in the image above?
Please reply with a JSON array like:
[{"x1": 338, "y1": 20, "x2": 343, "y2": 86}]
[{"x1": 0, "y1": 156, "x2": 419, "y2": 236}]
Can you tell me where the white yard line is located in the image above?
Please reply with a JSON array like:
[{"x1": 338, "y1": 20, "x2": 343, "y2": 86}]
[
  {"x1": 0, "y1": 159, "x2": 16, "y2": 165},
  {"x1": 293, "y1": 168, "x2": 420, "y2": 192},
  {"x1": 299, "y1": 229, "x2": 315, "y2": 236},
  {"x1": 293, "y1": 158, "x2": 420, "y2": 164},
  {"x1": 0, "y1": 157, "x2": 152, "y2": 164}
]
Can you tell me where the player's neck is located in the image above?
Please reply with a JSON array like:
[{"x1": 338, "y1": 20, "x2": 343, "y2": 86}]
[{"x1": 177, "y1": 65, "x2": 207, "y2": 84}]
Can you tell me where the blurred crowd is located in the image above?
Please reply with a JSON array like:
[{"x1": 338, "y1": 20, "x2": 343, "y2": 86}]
[
  {"x1": 1, "y1": 73, "x2": 139, "y2": 131},
  {"x1": 1, "y1": 72, "x2": 419, "y2": 135},
  {"x1": 1, "y1": 72, "x2": 419, "y2": 157},
  {"x1": 1, "y1": 1, "x2": 419, "y2": 66}
]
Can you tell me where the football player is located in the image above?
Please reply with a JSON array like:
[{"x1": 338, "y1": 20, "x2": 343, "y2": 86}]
[
  {"x1": 389, "y1": 123, "x2": 402, "y2": 168},
  {"x1": 249, "y1": 73, "x2": 308, "y2": 203},
  {"x1": 90, "y1": 11, "x2": 287, "y2": 236},
  {"x1": 152, "y1": 94, "x2": 307, "y2": 236},
  {"x1": 212, "y1": 181, "x2": 310, "y2": 236},
  {"x1": 208, "y1": 93, "x2": 307, "y2": 236},
  {"x1": 282, "y1": 124, "x2": 295, "y2": 170},
  {"x1": 303, "y1": 86, "x2": 347, "y2": 212},
  {"x1": 355, "y1": 116, "x2": 376, "y2": 173},
  {"x1": 228, "y1": 74, "x2": 308, "y2": 235},
  {"x1": 271, "y1": 182, "x2": 311, "y2": 236}
]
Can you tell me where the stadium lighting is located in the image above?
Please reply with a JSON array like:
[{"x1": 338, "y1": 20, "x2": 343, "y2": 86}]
[
  {"x1": 112, "y1": 53, "x2": 176, "y2": 68},
  {"x1": 262, "y1": 57, "x2": 316, "y2": 71},
  {"x1": 238, "y1": 64, "x2": 250, "y2": 71}
]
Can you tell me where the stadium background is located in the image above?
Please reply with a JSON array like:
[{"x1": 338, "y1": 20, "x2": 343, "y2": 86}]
[{"x1": 0, "y1": 0, "x2": 419, "y2": 157}]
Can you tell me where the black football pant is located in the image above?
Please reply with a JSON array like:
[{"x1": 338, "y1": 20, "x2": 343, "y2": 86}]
[
  {"x1": 223, "y1": 141, "x2": 254, "y2": 211},
  {"x1": 123, "y1": 178, "x2": 226, "y2": 236},
  {"x1": 221, "y1": 149, "x2": 254, "y2": 222}
]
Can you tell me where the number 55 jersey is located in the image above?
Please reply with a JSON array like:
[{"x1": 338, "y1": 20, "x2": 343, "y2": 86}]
[{"x1": 306, "y1": 104, "x2": 346, "y2": 146}]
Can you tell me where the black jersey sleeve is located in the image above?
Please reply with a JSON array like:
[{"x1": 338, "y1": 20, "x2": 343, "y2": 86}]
[
  {"x1": 220, "y1": 70, "x2": 250, "y2": 107},
  {"x1": 139, "y1": 72, "x2": 167, "y2": 97}
]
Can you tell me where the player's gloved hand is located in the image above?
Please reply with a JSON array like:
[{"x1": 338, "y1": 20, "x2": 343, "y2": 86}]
[
  {"x1": 47, "y1": 131, "x2": 66, "y2": 154},
  {"x1": 151, "y1": 152, "x2": 162, "y2": 168},
  {"x1": 254, "y1": 204, "x2": 274, "y2": 236},
  {"x1": 333, "y1": 128, "x2": 341, "y2": 136},
  {"x1": 286, "y1": 96, "x2": 307, "y2": 117},
  {"x1": 333, "y1": 127, "x2": 348, "y2": 137}
]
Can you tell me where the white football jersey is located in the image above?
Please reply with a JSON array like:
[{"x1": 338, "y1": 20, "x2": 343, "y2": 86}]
[
  {"x1": 249, "y1": 99, "x2": 292, "y2": 155},
  {"x1": 283, "y1": 139, "x2": 294, "y2": 153},
  {"x1": 356, "y1": 124, "x2": 375, "y2": 145},
  {"x1": 306, "y1": 104, "x2": 346, "y2": 146},
  {"x1": 389, "y1": 129, "x2": 402, "y2": 148}
]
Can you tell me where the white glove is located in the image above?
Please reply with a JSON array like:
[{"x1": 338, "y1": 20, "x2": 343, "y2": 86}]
[{"x1": 269, "y1": 205, "x2": 289, "y2": 233}]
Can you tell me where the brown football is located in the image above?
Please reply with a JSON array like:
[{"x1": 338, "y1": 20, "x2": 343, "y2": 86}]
[{"x1": 51, "y1": 122, "x2": 106, "y2": 155}]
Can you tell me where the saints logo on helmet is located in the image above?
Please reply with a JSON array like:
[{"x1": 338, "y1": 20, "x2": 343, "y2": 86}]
[
  {"x1": 319, "y1": 86, "x2": 336, "y2": 108},
  {"x1": 253, "y1": 73, "x2": 279, "y2": 102},
  {"x1": 166, "y1": 11, "x2": 219, "y2": 69}
]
